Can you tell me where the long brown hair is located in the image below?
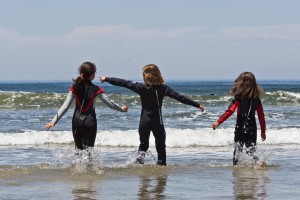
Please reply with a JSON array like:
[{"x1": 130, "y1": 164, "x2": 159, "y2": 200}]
[
  {"x1": 72, "y1": 62, "x2": 96, "y2": 90},
  {"x1": 142, "y1": 64, "x2": 164, "y2": 86},
  {"x1": 230, "y1": 72, "x2": 263, "y2": 99}
]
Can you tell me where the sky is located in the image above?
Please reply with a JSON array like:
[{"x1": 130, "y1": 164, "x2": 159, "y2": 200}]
[{"x1": 0, "y1": 0, "x2": 300, "y2": 81}]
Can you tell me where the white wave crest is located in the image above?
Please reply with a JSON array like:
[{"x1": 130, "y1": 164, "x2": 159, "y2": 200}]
[
  {"x1": 265, "y1": 91, "x2": 300, "y2": 102},
  {"x1": 1, "y1": 128, "x2": 300, "y2": 147}
]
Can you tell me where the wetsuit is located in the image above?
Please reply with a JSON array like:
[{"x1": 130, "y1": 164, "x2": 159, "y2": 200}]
[
  {"x1": 105, "y1": 77, "x2": 201, "y2": 165},
  {"x1": 217, "y1": 98, "x2": 266, "y2": 165},
  {"x1": 51, "y1": 80, "x2": 123, "y2": 150}
]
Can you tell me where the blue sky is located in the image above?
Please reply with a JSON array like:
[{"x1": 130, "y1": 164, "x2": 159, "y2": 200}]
[{"x1": 1, "y1": 0, "x2": 300, "y2": 81}]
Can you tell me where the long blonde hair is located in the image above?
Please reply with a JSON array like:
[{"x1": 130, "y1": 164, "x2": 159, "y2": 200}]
[
  {"x1": 230, "y1": 72, "x2": 263, "y2": 99},
  {"x1": 142, "y1": 64, "x2": 164, "y2": 86}
]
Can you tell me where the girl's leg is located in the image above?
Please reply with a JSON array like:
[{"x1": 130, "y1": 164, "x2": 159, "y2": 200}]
[
  {"x1": 138, "y1": 128, "x2": 151, "y2": 152},
  {"x1": 152, "y1": 125, "x2": 166, "y2": 166},
  {"x1": 82, "y1": 127, "x2": 97, "y2": 149},
  {"x1": 82, "y1": 115, "x2": 97, "y2": 149},
  {"x1": 233, "y1": 141, "x2": 244, "y2": 165},
  {"x1": 82, "y1": 125, "x2": 97, "y2": 161},
  {"x1": 72, "y1": 116, "x2": 85, "y2": 150},
  {"x1": 135, "y1": 129, "x2": 150, "y2": 164},
  {"x1": 245, "y1": 132, "x2": 258, "y2": 162},
  {"x1": 233, "y1": 132, "x2": 245, "y2": 165},
  {"x1": 72, "y1": 126, "x2": 84, "y2": 150},
  {"x1": 80, "y1": 117, "x2": 97, "y2": 162}
]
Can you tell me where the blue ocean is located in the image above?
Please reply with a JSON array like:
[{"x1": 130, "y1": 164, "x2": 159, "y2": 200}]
[{"x1": 0, "y1": 80, "x2": 300, "y2": 199}]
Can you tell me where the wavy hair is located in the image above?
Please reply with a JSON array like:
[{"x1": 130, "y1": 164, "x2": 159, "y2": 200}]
[
  {"x1": 142, "y1": 64, "x2": 164, "y2": 86},
  {"x1": 230, "y1": 72, "x2": 263, "y2": 99}
]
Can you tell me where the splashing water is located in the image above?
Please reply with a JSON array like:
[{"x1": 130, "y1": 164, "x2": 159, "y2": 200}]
[
  {"x1": 233, "y1": 143, "x2": 268, "y2": 168},
  {"x1": 125, "y1": 150, "x2": 157, "y2": 166},
  {"x1": 53, "y1": 147, "x2": 103, "y2": 174}
]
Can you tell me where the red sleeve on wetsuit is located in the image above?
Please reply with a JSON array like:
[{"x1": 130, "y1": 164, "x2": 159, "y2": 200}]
[
  {"x1": 217, "y1": 100, "x2": 239, "y2": 125},
  {"x1": 257, "y1": 102, "x2": 266, "y2": 135}
]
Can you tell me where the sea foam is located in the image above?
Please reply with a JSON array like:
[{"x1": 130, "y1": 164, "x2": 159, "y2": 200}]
[{"x1": 1, "y1": 128, "x2": 300, "y2": 147}]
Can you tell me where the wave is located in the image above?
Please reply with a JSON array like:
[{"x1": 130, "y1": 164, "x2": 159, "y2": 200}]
[
  {"x1": 264, "y1": 91, "x2": 300, "y2": 104},
  {"x1": 0, "y1": 91, "x2": 66, "y2": 109},
  {"x1": 1, "y1": 128, "x2": 299, "y2": 147},
  {"x1": 1, "y1": 90, "x2": 300, "y2": 110}
]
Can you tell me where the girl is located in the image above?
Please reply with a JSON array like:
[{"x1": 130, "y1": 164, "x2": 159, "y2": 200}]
[
  {"x1": 45, "y1": 62, "x2": 128, "y2": 151},
  {"x1": 212, "y1": 72, "x2": 266, "y2": 166},
  {"x1": 100, "y1": 64, "x2": 204, "y2": 166}
]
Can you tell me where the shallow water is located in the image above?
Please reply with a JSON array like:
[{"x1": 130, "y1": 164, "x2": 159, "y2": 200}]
[
  {"x1": 1, "y1": 145, "x2": 300, "y2": 199},
  {"x1": 1, "y1": 80, "x2": 300, "y2": 199}
]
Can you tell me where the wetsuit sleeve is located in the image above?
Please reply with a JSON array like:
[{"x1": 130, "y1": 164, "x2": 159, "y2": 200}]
[
  {"x1": 257, "y1": 100, "x2": 266, "y2": 135},
  {"x1": 51, "y1": 91, "x2": 75, "y2": 124},
  {"x1": 217, "y1": 100, "x2": 239, "y2": 125},
  {"x1": 97, "y1": 93, "x2": 123, "y2": 112},
  {"x1": 165, "y1": 85, "x2": 200, "y2": 108},
  {"x1": 105, "y1": 77, "x2": 143, "y2": 94}
]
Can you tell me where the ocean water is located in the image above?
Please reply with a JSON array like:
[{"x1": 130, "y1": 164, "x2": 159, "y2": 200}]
[{"x1": 0, "y1": 80, "x2": 300, "y2": 199}]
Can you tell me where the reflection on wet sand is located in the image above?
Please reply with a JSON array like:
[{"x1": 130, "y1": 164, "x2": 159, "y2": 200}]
[
  {"x1": 138, "y1": 175, "x2": 168, "y2": 200},
  {"x1": 72, "y1": 180, "x2": 98, "y2": 200},
  {"x1": 232, "y1": 167, "x2": 269, "y2": 200}
]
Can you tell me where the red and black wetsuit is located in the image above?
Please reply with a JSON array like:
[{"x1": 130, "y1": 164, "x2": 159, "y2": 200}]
[
  {"x1": 70, "y1": 81, "x2": 104, "y2": 150},
  {"x1": 105, "y1": 77, "x2": 201, "y2": 165},
  {"x1": 217, "y1": 98, "x2": 266, "y2": 165}
]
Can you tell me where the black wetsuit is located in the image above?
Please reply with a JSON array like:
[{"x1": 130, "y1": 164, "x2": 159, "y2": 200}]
[
  {"x1": 217, "y1": 98, "x2": 266, "y2": 165},
  {"x1": 105, "y1": 77, "x2": 200, "y2": 165},
  {"x1": 70, "y1": 81, "x2": 104, "y2": 150}
]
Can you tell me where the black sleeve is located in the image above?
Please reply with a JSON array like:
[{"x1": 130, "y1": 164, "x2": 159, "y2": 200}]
[
  {"x1": 165, "y1": 85, "x2": 200, "y2": 108},
  {"x1": 105, "y1": 77, "x2": 144, "y2": 94}
]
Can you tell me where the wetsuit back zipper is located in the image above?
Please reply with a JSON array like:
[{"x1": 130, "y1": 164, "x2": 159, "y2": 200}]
[{"x1": 155, "y1": 89, "x2": 163, "y2": 125}]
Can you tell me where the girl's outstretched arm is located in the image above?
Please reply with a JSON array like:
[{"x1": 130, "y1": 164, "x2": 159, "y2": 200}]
[
  {"x1": 212, "y1": 100, "x2": 239, "y2": 130},
  {"x1": 99, "y1": 76, "x2": 143, "y2": 94},
  {"x1": 98, "y1": 92, "x2": 128, "y2": 112},
  {"x1": 165, "y1": 85, "x2": 203, "y2": 110},
  {"x1": 44, "y1": 91, "x2": 74, "y2": 130}
]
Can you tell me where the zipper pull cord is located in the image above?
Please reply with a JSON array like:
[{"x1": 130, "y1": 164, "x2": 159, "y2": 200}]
[
  {"x1": 244, "y1": 99, "x2": 252, "y2": 130},
  {"x1": 79, "y1": 88, "x2": 88, "y2": 114},
  {"x1": 155, "y1": 89, "x2": 163, "y2": 125}
]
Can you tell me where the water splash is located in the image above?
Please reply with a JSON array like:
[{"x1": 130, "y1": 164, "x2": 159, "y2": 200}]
[
  {"x1": 53, "y1": 147, "x2": 103, "y2": 174},
  {"x1": 234, "y1": 144, "x2": 269, "y2": 168},
  {"x1": 125, "y1": 150, "x2": 157, "y2": 166}
]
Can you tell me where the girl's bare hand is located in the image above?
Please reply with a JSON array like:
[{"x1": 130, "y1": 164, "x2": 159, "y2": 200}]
[
  {"x1": 45, "y1": 122, "x2": 55, "y2": 130},
  {"x1": 212, "y1": 121, "x2": 219, "y2": 130},
  {"x1": 199, "y1": 105, "x2": 205, "y2": 112},
  {"x1": 261, "y1": 132, "x2": 266, "y2": 141},
  {"x1": 121, "y1": 105, "x2": 128, "y2": 112},
  {"x1": 99, "y1": 76, "x2": 106, "y2": 82}
]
